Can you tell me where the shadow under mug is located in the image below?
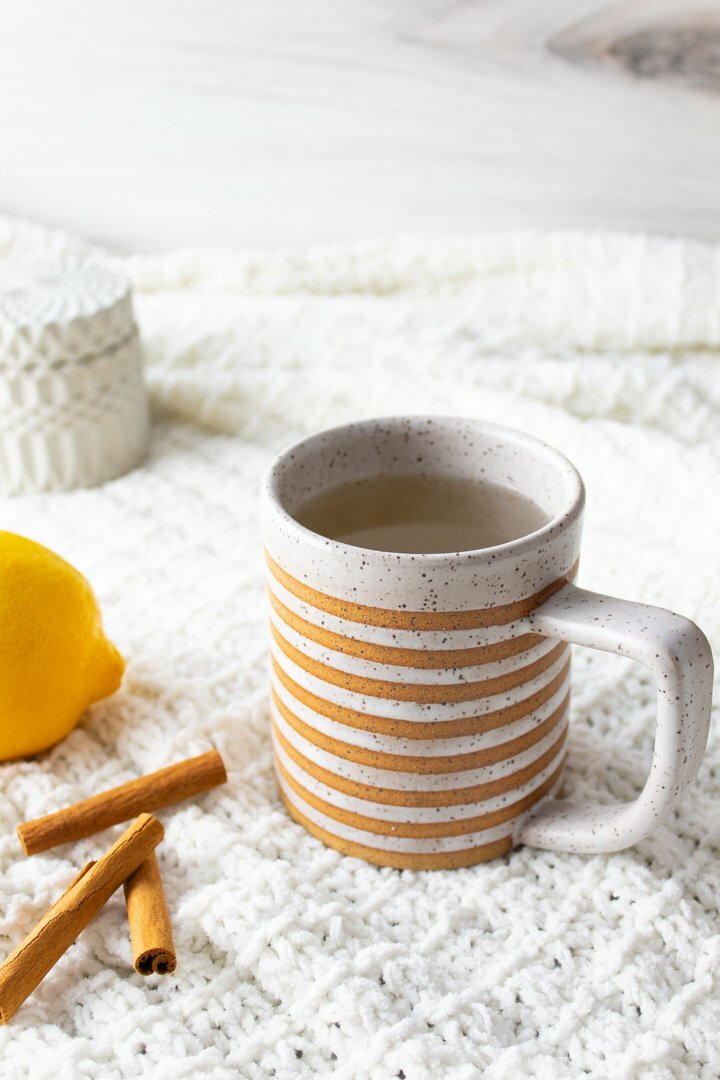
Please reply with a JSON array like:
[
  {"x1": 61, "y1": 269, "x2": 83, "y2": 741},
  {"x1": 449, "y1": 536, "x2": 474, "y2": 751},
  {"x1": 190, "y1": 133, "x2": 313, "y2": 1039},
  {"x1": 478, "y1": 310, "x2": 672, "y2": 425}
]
[{"x1": 261, "y1": 416, "x2": 713, "y2": 869}]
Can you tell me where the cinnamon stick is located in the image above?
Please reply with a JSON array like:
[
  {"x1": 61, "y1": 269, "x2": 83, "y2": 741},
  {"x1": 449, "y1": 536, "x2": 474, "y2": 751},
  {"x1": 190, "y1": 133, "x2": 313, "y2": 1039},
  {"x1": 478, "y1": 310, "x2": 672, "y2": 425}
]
[
  {"x1": 63, "y1": 861, "x2": 96, "y2": 894},
  {"x1": 17, "y1": 750, "x2": 227, "y2": 855},
  {"x1": 0, "y1": 814, "x2": 164, "y2": 1024},
  {"x1": 123, "y1": 852, "x2": 176, "y2": 975}
]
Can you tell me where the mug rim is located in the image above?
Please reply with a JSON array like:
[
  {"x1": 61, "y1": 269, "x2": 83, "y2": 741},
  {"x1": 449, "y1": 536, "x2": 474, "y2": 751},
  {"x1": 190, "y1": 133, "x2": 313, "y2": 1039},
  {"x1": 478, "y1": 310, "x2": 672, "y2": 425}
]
[{"x1": 262, "y1": 414, "x2": 585, "y2": 566}]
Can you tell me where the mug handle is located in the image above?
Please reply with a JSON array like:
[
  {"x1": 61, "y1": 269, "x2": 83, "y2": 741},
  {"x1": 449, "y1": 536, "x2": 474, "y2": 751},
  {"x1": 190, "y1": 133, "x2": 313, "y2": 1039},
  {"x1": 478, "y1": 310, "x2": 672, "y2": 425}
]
[{"x1": 515, "y1": 582, "x2": 714, "y2": 854}]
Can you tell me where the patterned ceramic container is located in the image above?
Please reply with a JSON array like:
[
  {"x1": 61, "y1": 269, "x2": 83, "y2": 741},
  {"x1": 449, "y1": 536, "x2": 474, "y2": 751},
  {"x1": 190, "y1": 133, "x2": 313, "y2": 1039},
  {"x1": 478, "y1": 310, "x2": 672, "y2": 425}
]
[
  {"x1": 0, "y1": 260, "x2": 149, "y2": 494},
  {"x1": 262, "y1": 417, "x2": 713, "y2": 869}
]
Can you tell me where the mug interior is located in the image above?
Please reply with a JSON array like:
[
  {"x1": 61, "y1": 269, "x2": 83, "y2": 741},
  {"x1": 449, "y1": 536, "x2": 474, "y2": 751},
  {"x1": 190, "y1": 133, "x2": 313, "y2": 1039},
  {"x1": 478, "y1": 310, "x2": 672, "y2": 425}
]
[{"x1": 268, "y1": 416, "x2": 583, "y2": 554}]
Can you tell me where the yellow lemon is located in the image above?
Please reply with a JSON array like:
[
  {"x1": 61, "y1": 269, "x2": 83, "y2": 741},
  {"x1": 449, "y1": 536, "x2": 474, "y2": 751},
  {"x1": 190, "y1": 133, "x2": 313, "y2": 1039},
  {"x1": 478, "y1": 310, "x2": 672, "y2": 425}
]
[{"x1": 0, "y1": 531, "x2": 124, "y2": 761}]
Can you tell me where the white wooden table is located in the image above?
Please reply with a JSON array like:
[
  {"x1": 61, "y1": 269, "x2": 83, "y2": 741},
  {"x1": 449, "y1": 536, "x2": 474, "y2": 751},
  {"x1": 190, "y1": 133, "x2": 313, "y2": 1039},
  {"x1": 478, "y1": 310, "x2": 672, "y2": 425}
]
[{"x1": 0, "y1": 0, "x2": 718, "y2": 250}]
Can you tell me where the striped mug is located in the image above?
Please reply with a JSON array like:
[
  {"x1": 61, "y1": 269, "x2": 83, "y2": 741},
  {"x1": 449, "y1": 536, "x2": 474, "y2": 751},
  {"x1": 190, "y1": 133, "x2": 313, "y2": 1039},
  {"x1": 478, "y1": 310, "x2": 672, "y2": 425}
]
[{"x1": 262, "y1": 416, "x2": 712, "y2": 869}]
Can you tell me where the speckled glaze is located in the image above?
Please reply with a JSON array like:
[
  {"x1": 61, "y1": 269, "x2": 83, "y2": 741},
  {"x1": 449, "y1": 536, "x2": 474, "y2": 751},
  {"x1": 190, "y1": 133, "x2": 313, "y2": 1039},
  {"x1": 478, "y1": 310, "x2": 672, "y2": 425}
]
[{"x1": 262, "y1": 416, "x2": 713, "y2": 866}]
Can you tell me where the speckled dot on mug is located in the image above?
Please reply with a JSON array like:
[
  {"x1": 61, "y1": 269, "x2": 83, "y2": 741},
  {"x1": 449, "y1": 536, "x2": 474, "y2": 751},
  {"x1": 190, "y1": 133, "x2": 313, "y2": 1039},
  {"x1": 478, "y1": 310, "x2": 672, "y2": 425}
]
[{"x1": 261, "y1": 416, "x2": 713, "y2": 868}]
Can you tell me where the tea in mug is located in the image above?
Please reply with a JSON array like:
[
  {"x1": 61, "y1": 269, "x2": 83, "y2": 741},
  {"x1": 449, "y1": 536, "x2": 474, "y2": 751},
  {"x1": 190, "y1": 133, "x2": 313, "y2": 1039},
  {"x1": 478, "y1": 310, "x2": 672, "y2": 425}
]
[{"x1": 294, "y1": 473, "x2": 550, "y2": 554}]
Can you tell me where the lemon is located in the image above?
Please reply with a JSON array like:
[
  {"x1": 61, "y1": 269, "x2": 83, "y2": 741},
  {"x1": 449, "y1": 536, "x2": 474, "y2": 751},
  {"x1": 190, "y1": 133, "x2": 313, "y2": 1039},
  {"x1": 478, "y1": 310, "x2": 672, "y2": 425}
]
[{"x1": 0, "y1": 531, "x2": 124, "y2": 761}]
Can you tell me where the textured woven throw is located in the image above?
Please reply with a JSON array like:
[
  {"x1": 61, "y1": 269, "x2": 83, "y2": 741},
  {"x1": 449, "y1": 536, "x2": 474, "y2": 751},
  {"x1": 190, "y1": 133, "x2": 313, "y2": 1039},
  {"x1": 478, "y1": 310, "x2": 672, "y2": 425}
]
[{"x1": 0, "y1": 218, "x2": 718, "y2": 1079}]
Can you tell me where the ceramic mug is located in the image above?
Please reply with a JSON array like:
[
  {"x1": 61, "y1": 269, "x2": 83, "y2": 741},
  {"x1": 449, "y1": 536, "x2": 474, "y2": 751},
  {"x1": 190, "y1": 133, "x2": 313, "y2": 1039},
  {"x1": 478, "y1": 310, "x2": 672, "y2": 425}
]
[{"x1": 261, "y1": 416, "x2": 713, "y2": 869}]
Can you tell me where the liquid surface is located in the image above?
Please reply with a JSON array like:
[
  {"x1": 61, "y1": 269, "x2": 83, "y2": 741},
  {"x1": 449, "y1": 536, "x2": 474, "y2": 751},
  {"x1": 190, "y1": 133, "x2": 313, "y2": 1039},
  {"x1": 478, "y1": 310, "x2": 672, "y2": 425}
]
[{"x1": 294, "y1": 474, "x2": 550, "y2": 554}]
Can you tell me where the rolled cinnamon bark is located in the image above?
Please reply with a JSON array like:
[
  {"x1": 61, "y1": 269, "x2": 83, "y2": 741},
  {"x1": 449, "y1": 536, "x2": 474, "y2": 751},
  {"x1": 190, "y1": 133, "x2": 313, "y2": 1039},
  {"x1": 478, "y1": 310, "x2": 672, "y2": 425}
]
[
  {"x1": 17, "y1": 751, "x2": 226, "y2": 855},
  {"x1": 63, "y1": 861, "x2": 96, "y2": 893},
  {"x1": 124, "y1": 852, "x2": 176, "y2": 975},
  {"x1": 0, "y1": 814, "x2": 164, "y2": 1023}
]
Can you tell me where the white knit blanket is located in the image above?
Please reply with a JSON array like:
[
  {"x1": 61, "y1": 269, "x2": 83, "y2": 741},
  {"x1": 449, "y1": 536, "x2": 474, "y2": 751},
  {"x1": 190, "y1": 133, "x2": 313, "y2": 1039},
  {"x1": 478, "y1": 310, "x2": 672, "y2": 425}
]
[{"x1": 0, "y1": 218, "x2": 718, "y2": 1080}]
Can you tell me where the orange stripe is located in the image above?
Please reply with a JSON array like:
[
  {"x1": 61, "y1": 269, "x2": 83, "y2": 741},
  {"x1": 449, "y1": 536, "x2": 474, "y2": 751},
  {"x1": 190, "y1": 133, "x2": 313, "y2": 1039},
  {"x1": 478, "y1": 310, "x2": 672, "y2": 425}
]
[
  {"x1": 266, "y1": 551, "x2": 578, "y2": 631},
  {"x1": 276, "y1": 754, "x2": 564, "y2": 838},
  {"x1": 273, "y1": 688, "x2": 569, "y2": 774},
  {"x1": 272, "y1": 654, "x2": 571, "y2": 739},
  {"x1": 274, "y1": 719, "x2": 567, "y2": 807},
  {"x1": 268, "y1": 588, "x2": 545, "y2": 669},
  {"x1": 277, "y1": 787, "x2": 513, "y2": 869},
  {"x1": 271, "y1": 622, "x2": 568, "y2": 704}
]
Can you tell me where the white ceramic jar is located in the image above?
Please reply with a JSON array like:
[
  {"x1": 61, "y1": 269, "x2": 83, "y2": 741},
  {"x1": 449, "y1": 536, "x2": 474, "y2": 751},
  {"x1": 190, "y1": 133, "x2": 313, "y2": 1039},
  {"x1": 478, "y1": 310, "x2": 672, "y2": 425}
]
[{"x1": 0, "y1": 260, "x2": 150, "y2": 494}]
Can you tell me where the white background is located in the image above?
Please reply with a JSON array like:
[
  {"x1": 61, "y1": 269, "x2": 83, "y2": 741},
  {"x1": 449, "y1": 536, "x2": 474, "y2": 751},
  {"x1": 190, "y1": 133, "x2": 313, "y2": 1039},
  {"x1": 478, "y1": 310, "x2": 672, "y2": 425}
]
[{"x1": 0, "y1": 0, "x2": 718, "y2": 250}]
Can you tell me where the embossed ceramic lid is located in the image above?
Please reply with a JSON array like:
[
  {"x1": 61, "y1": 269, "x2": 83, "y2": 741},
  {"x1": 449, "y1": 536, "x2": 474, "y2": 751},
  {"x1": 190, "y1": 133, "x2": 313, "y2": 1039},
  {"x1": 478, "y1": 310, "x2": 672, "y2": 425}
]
[{"x1": 0, "y1": 260, "x2": 136, "y2": 369}]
